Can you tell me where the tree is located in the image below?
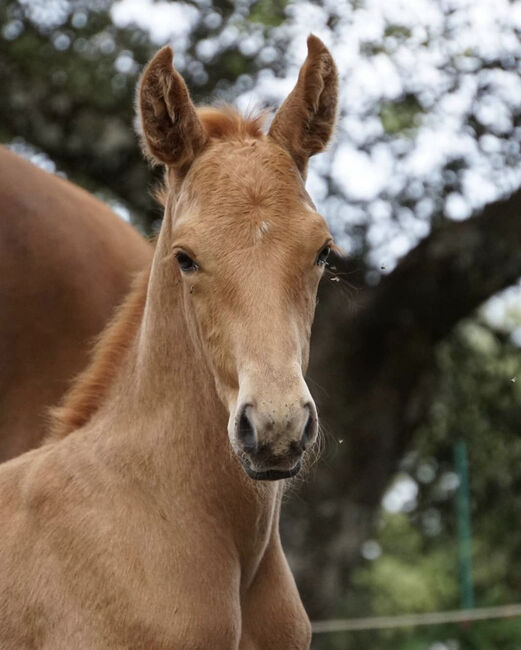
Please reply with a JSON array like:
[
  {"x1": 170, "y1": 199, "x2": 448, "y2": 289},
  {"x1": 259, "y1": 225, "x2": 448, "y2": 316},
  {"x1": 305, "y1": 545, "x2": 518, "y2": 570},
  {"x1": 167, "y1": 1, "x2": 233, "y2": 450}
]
[
  {"x1": 283, "y1": 191, "x2": 521, "y2": 617},
  {"x1": 309, "y1": 320, "x2": 521, "y2": 649}
]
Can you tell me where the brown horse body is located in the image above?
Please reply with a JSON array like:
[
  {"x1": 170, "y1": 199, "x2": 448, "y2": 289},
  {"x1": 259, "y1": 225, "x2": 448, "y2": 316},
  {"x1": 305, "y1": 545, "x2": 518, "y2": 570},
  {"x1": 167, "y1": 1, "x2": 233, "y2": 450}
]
[
  {"x1": 0, "y1": 36, "x2": 338, "y2": 648},
  {"x1": 0, "y1": 146, "x2": 152, "y2": 460}
]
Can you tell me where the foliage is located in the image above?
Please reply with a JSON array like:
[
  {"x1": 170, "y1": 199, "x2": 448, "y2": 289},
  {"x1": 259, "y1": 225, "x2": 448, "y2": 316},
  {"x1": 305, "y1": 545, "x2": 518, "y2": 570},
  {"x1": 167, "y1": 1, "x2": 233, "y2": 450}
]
[
  {"x1": 5, "y1": 0, "x2": 521, "y2": 255},
  {"x1": 0, "y1": 0, "x2": 282, "y2": 230},
  {"x1": 379, "y1": 94, "x2": 423, "y2": 135},
  {"x1": 311, "y1": 319, "x2": 521, "y2": 649}
]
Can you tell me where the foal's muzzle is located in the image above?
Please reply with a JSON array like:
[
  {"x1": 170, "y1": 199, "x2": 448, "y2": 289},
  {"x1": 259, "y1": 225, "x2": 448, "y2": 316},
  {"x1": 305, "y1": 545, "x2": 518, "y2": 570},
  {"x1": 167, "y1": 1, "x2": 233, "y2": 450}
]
[{"x1": 233, "y1": 401, "x2": 317, "y2": 481}]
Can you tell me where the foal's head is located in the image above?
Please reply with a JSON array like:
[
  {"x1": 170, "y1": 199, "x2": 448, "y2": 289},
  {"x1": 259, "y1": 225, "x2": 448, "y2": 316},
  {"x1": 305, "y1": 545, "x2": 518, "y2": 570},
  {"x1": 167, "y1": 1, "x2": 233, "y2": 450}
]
[{"x1": 138, "y1": 36, "x2": 338, "y2": 480}]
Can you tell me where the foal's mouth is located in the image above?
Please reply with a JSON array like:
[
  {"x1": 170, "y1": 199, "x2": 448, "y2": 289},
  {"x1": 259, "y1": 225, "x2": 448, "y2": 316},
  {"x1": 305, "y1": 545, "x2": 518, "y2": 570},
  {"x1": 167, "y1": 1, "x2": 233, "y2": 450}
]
[{"x1": 241, "y1": 459, "x2": 302, "y2": 481}]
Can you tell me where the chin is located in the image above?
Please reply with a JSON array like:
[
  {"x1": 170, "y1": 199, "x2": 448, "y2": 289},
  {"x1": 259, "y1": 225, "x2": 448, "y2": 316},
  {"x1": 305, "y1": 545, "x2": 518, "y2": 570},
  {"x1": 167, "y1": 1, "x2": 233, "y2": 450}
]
[{"x1": 241, "y1": 459, "x2": 302, "y2": 481}]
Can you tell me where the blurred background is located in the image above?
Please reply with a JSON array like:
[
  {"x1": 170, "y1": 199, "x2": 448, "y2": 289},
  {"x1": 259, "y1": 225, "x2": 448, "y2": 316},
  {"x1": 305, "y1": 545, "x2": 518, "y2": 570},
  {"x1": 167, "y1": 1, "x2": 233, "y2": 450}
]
[{"x1": 2, "y1": 0, "x2": 521, "y2": 648}]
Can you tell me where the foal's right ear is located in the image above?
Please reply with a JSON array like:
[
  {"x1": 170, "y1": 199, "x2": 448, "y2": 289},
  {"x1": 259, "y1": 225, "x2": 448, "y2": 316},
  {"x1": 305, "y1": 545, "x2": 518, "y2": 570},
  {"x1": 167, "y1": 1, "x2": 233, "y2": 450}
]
[
  {"x1": 269, "y1": 35, "x2": 338, "y2": 179},
  {"x1": 137, "y1": 47, "x2": 207, "y2": 175}
]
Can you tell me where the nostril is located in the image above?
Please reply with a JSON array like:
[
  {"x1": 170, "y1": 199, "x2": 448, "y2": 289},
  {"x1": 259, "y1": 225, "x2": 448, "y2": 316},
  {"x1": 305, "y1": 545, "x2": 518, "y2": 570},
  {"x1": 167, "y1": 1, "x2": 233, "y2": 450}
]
[
  {"x1": 237, "y1": 405, "x2": 257, "y2": 454},
  {"x1": 301, "y1": 404, "x2": 316, "y2": 449}
]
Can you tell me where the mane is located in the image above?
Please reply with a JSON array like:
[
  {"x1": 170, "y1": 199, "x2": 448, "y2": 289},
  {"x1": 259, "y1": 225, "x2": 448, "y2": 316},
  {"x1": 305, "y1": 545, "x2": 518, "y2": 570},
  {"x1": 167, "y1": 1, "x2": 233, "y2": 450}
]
[
  {"x1": 48, "y1": 267, "x2": 151, "y2": 440},
  {"x1": 50, "y1": 106, "x2": 266, "y2": 439}
]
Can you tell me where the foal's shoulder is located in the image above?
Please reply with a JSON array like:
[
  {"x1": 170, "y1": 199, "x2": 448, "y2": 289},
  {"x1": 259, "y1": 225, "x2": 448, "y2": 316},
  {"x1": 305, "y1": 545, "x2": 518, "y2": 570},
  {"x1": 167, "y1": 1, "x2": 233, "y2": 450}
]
[{"x1": 0, "y1": 441, "x2": 64, "y2": 515}]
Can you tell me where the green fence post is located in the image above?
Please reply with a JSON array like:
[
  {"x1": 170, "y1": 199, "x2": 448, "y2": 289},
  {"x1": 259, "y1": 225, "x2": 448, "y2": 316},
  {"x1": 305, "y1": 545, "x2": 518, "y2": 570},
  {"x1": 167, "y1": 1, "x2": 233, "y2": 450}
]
[{"x1": 454, "y1": 438, "x2": 475, "y2": 610}]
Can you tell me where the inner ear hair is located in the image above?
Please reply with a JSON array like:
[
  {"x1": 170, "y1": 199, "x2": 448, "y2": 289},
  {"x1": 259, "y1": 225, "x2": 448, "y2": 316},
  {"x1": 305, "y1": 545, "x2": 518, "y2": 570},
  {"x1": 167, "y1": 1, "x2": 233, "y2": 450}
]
[{"x1": 269, "y1": 34, "x2": 339, "y2": 178}]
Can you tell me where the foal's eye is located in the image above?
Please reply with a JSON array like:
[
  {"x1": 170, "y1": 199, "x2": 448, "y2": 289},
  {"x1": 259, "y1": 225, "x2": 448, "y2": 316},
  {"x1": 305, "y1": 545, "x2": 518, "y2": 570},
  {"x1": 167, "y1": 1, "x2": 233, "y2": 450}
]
[
  {"x1": 316, "y1": 246, "x2": 331, "y2": 267},
  {"x1": 175, "y1": 252, "x2": 198, "y2": 273}
]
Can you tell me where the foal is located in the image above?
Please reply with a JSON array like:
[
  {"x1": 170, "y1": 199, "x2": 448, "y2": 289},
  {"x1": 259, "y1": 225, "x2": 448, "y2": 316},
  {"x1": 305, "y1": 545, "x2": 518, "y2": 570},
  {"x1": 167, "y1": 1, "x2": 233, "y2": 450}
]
[{"x1": 0, "y1": 35, "x2": 338, "y2": 649}]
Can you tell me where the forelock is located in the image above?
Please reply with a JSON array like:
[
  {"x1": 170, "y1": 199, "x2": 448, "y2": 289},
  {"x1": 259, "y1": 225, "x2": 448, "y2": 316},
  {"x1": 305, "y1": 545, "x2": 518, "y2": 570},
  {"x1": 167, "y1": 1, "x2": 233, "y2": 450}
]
[{"x1": 197, "y1": 105, "x2": 267, "y2": 141}]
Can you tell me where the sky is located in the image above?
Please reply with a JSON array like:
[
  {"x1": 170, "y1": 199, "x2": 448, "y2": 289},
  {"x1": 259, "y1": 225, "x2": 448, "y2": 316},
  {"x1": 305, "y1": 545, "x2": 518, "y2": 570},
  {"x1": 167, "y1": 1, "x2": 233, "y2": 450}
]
[
  {"x1": 9, "y1": 0, "x2": 521, "y2": 340},
  {"x1": 110, "y1": 0, "x2": 521, "y2": 255},
  {"x1": 109, "y1": 0, "x2": 521, "y2": 336},
  {"x1": 14, "y1": 0, "x2": 521, "y2": 265}
]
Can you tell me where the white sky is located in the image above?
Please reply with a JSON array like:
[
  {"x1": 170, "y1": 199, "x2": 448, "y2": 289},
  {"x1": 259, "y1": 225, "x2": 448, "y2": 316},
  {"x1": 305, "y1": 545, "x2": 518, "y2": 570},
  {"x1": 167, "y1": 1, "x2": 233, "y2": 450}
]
[
  {"x1": 12, "y1": 0, "x2": 521, "y2": 333},
  {"x1": 112, "y1": 0, "x2": 521, "y2": 255},
  {"x1": 112, "y1": 0, "x2": 198, "y2": 47},
  {"x1": 110, "y1": 0, "x2": 521, "y2": 332}
]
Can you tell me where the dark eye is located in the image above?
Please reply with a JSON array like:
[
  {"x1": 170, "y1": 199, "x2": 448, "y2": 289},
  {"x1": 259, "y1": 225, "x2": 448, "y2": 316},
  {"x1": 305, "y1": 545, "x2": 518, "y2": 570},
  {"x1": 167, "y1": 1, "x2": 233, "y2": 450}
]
[
  {"x1": 176, "y1": 252, "x2": 198, "y2": 273},
  {"x1": 316, "y1": 246, "x2": 331, "y2": 267}
]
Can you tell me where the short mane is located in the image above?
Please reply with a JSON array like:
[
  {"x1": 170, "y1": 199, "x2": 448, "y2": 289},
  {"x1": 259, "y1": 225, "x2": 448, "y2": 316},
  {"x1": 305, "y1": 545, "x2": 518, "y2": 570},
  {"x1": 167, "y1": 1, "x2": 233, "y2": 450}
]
[
  {"x1": 48, "y1": 267, "x2": 150, "y2": 440},
  {"x1": 198, "y1": 105, "x2": 266, "y2": 140},
  {"x1": 154, "y1": 105, "x2": 267, "y2": 205}
]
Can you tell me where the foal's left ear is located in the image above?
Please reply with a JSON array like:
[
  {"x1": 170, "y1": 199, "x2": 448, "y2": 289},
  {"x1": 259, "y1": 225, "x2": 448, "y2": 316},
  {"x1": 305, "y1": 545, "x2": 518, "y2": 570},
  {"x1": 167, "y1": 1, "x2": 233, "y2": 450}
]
[
  {"x1": 269, "y1": 35, "x2": 338, "y2": 179},
  {"x1": 137, "y1": 46, "x2": 207, "y2": 175}
]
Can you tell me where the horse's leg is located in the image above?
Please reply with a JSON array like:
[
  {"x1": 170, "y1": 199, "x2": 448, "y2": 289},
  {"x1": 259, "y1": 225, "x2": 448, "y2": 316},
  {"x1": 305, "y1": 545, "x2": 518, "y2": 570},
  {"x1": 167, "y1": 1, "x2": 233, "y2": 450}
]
[{"x1": 240, "y1": 539, "x2": 311, "y2": 650}]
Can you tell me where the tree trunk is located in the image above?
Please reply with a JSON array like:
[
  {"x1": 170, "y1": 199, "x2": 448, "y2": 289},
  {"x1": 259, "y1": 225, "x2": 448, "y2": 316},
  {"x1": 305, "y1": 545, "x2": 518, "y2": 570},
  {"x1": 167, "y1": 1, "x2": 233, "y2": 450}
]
[{"x1": 283, "y1": 189, "x2": 521, "y2": 619}]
